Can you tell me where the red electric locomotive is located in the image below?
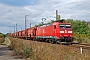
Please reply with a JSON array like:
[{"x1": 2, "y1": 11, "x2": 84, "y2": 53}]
[{"x1": 36, "y1": 20, "x2": 73, "y2": 43}]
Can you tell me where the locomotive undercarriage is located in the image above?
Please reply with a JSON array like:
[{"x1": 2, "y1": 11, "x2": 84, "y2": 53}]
[
  {"x1": 60, "y1": 37, "x2": 73, "y2": 42},
  {"x1": 35, "y1": 37, "x2": 73, "y2": 44}
]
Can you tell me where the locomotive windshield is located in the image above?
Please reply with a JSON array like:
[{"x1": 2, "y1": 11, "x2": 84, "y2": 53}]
[{"x1": 60, "y1": 24, "x2": 71, "y2": 28}]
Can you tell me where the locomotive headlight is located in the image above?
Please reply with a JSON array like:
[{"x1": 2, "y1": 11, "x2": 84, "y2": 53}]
[
  {"x1": 60, "y1": 31, "x2": 64, "y2": 33},
  {"x1": 68, "y1": 31, "x2": 72, "y2": 33}
]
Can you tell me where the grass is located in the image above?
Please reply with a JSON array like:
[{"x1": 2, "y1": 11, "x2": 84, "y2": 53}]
[
  {"x1": 8, "y1": 37, "x2": 90, "y2": 60},
  {"x1": 0, "y1": 38, "x2": 4, "y2": 44}
]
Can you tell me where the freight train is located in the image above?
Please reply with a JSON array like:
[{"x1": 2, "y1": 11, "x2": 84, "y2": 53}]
[{"x1": 9, "y1": 19, "x2": 74, "y2": 44}]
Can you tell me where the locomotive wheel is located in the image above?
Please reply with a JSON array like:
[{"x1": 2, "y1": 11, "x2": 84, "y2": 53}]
[
  {"x1": 48, "y1": 39, "x2": 51, "y2": 43},
  {"x1": 46, "y1": 39, "x2": 50, "y2": 43},
  {"x1": 56, "y1": 40, "x2": 61, "y2": 44},
  {"x1": 51, "y1": 40, "x2": 54, "y2": 44},
  {"x1": 51, "y1": 39, "x2": 55, "y2": 44}
]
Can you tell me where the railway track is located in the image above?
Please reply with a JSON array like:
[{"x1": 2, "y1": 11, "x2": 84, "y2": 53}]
[
  {"x1": 58, "y1": 42, "x2": 90, "y2": 49},
  {"x1": 23, "y1": 38, "x2": 90, "y2": 49},
  {"x1": 70, "y1": 43, "x2": 90, "y2": 49}
]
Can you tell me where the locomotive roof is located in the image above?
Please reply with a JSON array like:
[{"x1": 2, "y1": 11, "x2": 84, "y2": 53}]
[
  {"x1": 54, "y1": 19, "x2": 65, "y2": 22},
  {"x1": 52, "y1": 22, "x2": 71, "y2": 25},
  {"x1": 38, "y1": 19, "x2": 71, "y2": 27}
]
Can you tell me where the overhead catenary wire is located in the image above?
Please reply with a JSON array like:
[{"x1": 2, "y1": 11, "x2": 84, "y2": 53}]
[
  {"x1": 32, "y1": 0, "x2": 62, "y2": 18},
  {"x1": 31, "y1": 0, "x2": 90, "y2": 21},
  {"x1": 59, "y1": 0, "x2": 90, "y2": 13},
  {"x1": 32, "y1": 1, "x2": 78, "y2": 19},
  {"x1": 47, "y1": 0, "x2": 90, "y2": 20},
  {"x1": 63, "y1": 1, "x2": 90, "y2": 20},
  {"x1": 71, "y1": 12, "x2": 90, "y2": 19}
]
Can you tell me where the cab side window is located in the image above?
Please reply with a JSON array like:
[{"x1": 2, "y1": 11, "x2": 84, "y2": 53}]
[{"x1": 54, "y1": 25, "x2": 56, "y2": 29}]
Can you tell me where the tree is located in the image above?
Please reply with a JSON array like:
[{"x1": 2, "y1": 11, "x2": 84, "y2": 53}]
[{"x1": 66, "y1": 19, "x2": 90, "y2": 35}]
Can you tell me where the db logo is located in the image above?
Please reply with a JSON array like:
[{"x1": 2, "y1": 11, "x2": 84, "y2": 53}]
[{"x1": 65, "y1": 30, "x2": 67, "y2": 33}]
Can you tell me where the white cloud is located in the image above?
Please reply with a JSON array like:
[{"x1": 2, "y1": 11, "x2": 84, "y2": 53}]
[{"x1": 0, "y1": 0, "x2": 90, "y2": 34}]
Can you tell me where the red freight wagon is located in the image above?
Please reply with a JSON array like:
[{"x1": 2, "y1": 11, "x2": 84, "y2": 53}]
[
  {"x1": 16, "y1": 32, "x2": 19, "y2": 37},
  {"x1": 26, "y1": 27, "x2": 37, "y2": 39},
  {"x1": 36, "y1": 20, "x2": 73, "y2": 43},
  {"x1": 26, "y1": 27, "x2": 34, "y2": 38},
  {"x1": 9, "y1": 33, "x2": 14, "y2": 37},
  {"x1": 18, "y1": 31, "x2": 22, "y2": 37},
  {"x1": 22, "y1": 30, "x2": 25, "y2": 37},
  {"x1": 12, "y1": 33, "x2": 15, "y2": 37},
  {"x1": 14, "y1": 32, "x2": 17, "y2": 37}
]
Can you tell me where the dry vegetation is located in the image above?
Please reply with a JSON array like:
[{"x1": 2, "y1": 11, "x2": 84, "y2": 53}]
[
  {"x1": 0, "y1": 38, "x2": 4, "y2": 44},
  {"x1": 0, "y1": 33, "x2": 6, "y2": 44},
  {"x1": 8, "y1": 37, "x2": 90, "y2": 60}
]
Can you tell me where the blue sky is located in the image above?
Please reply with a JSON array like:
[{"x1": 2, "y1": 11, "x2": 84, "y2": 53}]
[
  {"x1": 0, "y1": 0, "x2": 36, "y2": 6},
  {"x1": 0, "y1": 0, "x2": 90, "y2": 34}
]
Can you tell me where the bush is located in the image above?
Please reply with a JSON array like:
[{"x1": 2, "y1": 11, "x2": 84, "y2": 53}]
[{"x1": 24, "y1": 46, "x2": 33, "y2": 58}]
